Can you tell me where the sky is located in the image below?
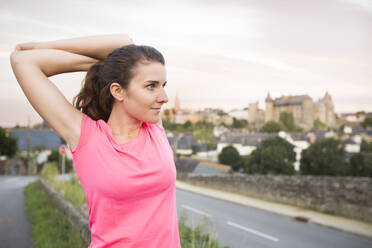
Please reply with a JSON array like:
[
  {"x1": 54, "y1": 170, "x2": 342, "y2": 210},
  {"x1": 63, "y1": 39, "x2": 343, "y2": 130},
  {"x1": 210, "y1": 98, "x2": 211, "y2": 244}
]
[{"x1": 0, "y1": 0, "x2": 371, "y2": 127}]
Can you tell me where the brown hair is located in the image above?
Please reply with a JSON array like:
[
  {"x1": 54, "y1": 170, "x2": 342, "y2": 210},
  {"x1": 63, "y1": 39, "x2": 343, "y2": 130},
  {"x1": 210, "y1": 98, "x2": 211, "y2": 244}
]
[{"x1": 73, "y1": 44, "x2": 165, "y2": 121}]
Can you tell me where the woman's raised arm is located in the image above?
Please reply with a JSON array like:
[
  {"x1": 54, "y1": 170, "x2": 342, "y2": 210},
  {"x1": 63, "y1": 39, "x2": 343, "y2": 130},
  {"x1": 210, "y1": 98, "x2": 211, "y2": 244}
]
[
  {"x1": 10, "y1": 49, "x2": 98, "y2": 150},
  {"x1": 16, "y1": 33, "x2": 134, "y2": 60},
  {"x1": 10, "y1": 33, "x2": 134, "y2": 150}
]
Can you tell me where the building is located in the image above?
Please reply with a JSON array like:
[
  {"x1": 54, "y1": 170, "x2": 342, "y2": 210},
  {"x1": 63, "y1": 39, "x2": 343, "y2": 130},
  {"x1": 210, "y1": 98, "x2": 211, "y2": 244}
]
[
  {"x1": 250, "y1": 91, "x2": 337, "y2": 131},
  {"x1": 265, "y1": 93, "x2": 314, "y2": 130},
  {"x1": 10, "y1": 129, "x2": 65, "y2": 151},
  {"x1": 162, "y1": 92, "x2": 233, "y2": 125},
  {"x1": 248, "y1": 101, "x2": 265, "y2": 128}
]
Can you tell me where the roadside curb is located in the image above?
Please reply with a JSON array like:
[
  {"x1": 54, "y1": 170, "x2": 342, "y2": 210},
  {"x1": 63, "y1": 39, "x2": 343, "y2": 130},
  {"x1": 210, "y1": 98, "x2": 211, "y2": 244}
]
[
  {"x1": 39, "y1": 178, "x2": 91, "y2": 245},
  {"x1": 175, "y1": 180, "x2": 372, "y2": 240}
]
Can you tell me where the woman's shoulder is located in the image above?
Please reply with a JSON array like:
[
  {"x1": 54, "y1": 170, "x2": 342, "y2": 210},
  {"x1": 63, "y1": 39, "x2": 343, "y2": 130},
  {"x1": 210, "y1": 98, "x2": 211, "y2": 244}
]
[{"x1": 69, "y1": 113, "x2": 99, "y2": 154}]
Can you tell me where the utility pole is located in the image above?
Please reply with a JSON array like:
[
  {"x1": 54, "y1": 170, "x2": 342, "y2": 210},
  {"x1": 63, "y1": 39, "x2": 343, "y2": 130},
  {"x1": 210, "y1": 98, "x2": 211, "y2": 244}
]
[
  {"x1": 59, "y1": 145, "x2": 66, "y2": 175},
  {"x1": 62, "y1": 149, "x2": 65, "y2": 174},
  {"x1": 27, "y1": 116, "x2": 30, "y2": 175}
]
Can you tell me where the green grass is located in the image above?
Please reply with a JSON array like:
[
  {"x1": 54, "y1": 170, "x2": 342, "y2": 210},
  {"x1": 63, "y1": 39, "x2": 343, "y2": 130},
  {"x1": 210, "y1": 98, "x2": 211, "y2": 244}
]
[
  {"x1": 178, "y1": 211, "x2": 230, "y2": 248},
  {"x1": 24, "y1": 180, "x2": 88, "y2": 248},
  {"x1": 322, "y1": 209, "x2": 336, "y2": 215},
  {"x1": 51, "y1": 173, "x2": 87, "y2": 212}
]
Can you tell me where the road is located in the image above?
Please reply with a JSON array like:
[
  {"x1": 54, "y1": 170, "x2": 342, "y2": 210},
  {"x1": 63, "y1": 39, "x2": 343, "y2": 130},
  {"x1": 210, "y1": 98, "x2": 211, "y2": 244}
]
[
  {"x1": 175, "y1": 188, "x2": 372, "y2": 248},
  {"x1": 4, "y1": 174, "x2": 371, "y2": 248},
  {"x1": 0, "y1": 175, "x2": 38, "y2": 248}
]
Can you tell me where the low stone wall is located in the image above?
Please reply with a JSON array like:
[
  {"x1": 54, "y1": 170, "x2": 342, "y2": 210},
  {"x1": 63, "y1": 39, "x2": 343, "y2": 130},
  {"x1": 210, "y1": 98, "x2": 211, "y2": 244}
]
[
  {"x1": 177, "y1": 172, "x2": 372, "y2": 223},
  {"x1": 39, "y1": 178, "x2": 91, "y2": 245}
]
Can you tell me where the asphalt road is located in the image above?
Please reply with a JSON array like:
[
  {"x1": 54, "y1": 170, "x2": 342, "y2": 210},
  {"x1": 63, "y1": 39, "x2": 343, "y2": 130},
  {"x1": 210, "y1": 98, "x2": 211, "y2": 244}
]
[
  {"x1": 4, "y1": 174, "x2": 371, "y2": 248},
  {"x1": 175, "y1": 188, "x2": 372, "y2": 248},
  {"x1": 0, "y1": 176, "x2": 38, "y2": 248}
]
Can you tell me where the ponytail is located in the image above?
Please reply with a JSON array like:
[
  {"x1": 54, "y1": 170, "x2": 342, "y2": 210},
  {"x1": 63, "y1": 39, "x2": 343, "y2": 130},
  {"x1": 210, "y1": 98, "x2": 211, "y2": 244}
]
[{"x1": 73, "y1": 60, "x2": 114, "y2": 121}]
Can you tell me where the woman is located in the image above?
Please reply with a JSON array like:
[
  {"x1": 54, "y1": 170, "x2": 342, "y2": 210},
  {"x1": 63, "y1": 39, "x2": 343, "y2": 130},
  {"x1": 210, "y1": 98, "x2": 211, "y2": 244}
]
[{"x1": 10, "y1": 34, "x2": 181, "y2": 248}]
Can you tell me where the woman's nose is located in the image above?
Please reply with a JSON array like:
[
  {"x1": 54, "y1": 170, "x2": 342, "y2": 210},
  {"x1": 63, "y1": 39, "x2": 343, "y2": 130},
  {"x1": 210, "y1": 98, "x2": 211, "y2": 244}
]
[{"x1": 158, "y1": 88, "x2": 168, "y2": 103}]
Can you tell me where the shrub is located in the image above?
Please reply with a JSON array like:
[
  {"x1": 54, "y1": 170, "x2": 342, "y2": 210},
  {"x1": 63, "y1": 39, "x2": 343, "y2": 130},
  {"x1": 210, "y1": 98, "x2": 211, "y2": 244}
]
[{"x1": 40, "y1": 162, "x2": 58, "y2": 183}]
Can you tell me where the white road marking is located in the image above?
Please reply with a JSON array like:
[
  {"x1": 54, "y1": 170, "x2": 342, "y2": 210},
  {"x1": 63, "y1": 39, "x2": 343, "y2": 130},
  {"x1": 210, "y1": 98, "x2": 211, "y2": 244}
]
[
  {"x1": 227, "y1": 221, "x2": 280, "y2": 242},
  {"x1": 181, "y1": 204, "x2": 211, "y2": 217}
]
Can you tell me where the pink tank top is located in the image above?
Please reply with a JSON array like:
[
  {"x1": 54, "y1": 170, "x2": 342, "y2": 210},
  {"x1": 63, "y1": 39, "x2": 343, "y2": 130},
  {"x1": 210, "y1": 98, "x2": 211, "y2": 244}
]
[{"x1": 69, "y1": 113, "x2": 181, "y2": 248}]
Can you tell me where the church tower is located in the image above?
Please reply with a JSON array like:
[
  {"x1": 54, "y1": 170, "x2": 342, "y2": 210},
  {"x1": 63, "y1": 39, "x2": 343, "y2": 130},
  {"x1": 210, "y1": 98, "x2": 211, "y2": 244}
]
[
  {"x1": 265, "y1": 92, "x2": 274, "y2": 122},
  {"x1": 248, "y1": 101, "x2": 259, "y2": 125},
  {"x1": 320, "y1": 91, "x2": 336, "y2": 128},
  {"x1": 174, "y1": 91, "x2": 181, "y2": 112}
]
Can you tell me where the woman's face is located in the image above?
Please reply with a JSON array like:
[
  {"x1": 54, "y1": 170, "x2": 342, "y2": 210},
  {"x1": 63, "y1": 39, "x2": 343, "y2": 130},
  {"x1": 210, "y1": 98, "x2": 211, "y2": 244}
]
[{"x1": 121, "y1": 61, "x2": 168, "y2": 123}]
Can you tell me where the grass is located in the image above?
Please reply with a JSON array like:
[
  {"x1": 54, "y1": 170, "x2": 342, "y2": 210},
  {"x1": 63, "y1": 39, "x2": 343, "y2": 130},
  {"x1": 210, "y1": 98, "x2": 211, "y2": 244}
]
[
  {"x1": 178, "y1": 211, "x2": 230, "y2": 248},
  {"x1": 322, "y1": 209, "x2": 336, "y2": 215},
  {"x1": 24, "y1": 179, "x2": 88, "y2": 248},
  {"x1": 51, "y1": 173, "x2": 87, "y2": 213}
]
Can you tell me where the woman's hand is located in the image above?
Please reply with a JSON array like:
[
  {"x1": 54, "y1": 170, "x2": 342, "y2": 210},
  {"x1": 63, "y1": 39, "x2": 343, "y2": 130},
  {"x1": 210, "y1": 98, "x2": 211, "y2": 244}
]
[{"x1": 13, "y1": 34, "x2": 133, "y2": 60}]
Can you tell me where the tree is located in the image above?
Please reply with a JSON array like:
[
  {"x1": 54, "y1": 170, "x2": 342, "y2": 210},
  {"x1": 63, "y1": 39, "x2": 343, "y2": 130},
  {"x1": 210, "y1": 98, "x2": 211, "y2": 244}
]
[
  {"x1": 218, "y1": 145, "x2": 242, "y2": 171},
  {"x1": 313, "y1": 118, "x2": 327, "y2": 130},
  {"x1": 348, "y1": 152, "x2": 372, "y2": 177},
  {"x1": 163, "y1": 109, "x2": 170, "y2": 121},
  {"x1": 32, "y1": 122, "x2": 43, "y2": 129},
  {"x1": 362, "y1": 116, "x2": 372, "y2": 129},
  {"x1": 47, "y1": 149, "x2": 60, "y2": 163},
  {"x1": 47, "y1": 149, "x2": 74, "y2": 174},
  {"x1": 183, "y1": 120, "x2": 192, "y2": 130},
  {"x1": 232, "y1": 118, "x2": 248, "y2": 129},
  {"x1": 245, "y1": 136, "x2": 295, "y2": 175},
  {"x1": 260, "y1": 121, "x2": 284, "y2": 133},
  {"x1": 279, "y1": 112, "x2": 301, "y2": 132},
  {"x1": 300, "y1": 138, "x2": 347, "y2": 176},
  {"x1": 361, "y1": 139, "x2": 372, "y2": 153},
  {"x1": 0, "y1": 127, "x2": 18, "y2": 158},
  {"x1": 162, "y1": 118, "x2": 217, "y2": 151},
  {"x1": 217, "y1": 110, "x2": 228, "y2": 116},
  {"x1": 41, "y1": 162, "x2": 59, "y2": 183}
]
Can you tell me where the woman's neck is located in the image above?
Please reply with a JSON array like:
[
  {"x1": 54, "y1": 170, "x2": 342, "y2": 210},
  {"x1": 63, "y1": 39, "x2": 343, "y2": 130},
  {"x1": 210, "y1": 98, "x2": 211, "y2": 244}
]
[{"x1": 106, "y1": 110, "x2": 143, "y2": 142}]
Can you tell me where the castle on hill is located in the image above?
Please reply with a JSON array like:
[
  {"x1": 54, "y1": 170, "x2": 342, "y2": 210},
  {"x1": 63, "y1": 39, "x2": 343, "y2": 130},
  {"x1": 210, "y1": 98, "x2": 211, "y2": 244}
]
[
  {"x1": 162, "y1": 91, "x2": 338, "y2": 131},
  {"x1": 249, "y1": 91, "x2": 337, "y2": 130}
]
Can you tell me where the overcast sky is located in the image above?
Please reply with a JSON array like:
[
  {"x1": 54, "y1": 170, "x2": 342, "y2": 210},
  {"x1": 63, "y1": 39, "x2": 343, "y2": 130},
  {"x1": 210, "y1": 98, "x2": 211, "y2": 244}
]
[{"x1": 1, "y1": 0, "x2": 371, "y2": 127}]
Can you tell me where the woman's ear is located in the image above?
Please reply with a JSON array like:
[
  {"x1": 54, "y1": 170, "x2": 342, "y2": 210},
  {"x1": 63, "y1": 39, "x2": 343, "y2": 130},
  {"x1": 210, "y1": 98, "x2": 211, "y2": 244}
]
[{"x1": 109, "y1": 82, "x2": 125, "y2": 101}]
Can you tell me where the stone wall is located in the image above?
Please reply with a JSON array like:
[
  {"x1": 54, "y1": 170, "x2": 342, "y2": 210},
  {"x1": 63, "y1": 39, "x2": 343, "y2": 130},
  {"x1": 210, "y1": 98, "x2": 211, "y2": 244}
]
[
  {"x1": 39, "y1": 178, "x2": 91, "y2": 245},
  {"x1": 177, "y1": 172, "x2": 372, "y2": 223},
  {"x1": 0, "y1": 158, "x2": 27, "y2": 175}
]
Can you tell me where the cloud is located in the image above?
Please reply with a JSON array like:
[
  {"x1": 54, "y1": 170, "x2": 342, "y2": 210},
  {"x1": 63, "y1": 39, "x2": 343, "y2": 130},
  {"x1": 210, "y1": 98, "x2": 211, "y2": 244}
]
[
  {"x1": 0, "y1": 10, "x2": 78, "y2": 35},
  {"x1": 164, "y1": 41, "x2": 304, "y2": 73},
  {"x1": 339, "y1": 0, "x2": 372, "y2": 12}
]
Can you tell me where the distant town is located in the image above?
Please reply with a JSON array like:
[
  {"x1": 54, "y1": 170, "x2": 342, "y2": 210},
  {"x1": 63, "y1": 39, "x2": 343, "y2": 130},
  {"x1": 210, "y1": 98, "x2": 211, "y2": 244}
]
[
  {"x1": 160, "y1": 91, "x2": 372, "y2": 169},
  {"x1": 2, "y1": 91, "x2": 372, "y2": 177}
]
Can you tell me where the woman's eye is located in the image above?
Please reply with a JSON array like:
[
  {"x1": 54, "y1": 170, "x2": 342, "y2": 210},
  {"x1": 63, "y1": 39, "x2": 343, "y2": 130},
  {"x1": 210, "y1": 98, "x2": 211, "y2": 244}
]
[{"x1": 147, "y1": 83, "x2": 166, "y2": 90}]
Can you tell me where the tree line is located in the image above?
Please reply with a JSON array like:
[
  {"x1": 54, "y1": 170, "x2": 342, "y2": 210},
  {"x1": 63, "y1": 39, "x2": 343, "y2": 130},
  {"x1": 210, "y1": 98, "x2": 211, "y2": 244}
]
[{"x1": 218, "y1": 136, "x2": 372, "y2": 177}]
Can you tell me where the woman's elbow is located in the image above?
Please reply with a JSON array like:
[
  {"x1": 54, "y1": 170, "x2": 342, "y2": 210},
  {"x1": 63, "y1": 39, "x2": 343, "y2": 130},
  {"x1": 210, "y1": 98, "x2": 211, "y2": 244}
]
[{"x1": 10, "y1": 50, "x2": 23, "y2": 67}]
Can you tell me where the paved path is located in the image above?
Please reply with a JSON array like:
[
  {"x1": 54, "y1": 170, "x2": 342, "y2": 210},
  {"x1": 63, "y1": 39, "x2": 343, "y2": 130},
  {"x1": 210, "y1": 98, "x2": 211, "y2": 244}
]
[
  {"x1": 0, "y1": 175, "x2": 39, "y2": 248},
  {"x1": 175, "y1": 186, "x2": 372, "y2": 248},
  {"x1": 175, "y1": 180, "x2": 372, "y2": 240}
]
